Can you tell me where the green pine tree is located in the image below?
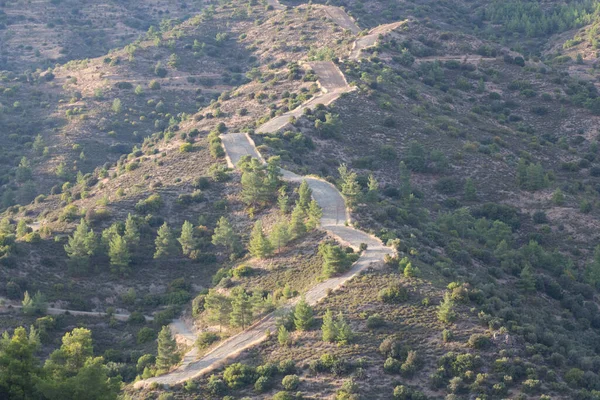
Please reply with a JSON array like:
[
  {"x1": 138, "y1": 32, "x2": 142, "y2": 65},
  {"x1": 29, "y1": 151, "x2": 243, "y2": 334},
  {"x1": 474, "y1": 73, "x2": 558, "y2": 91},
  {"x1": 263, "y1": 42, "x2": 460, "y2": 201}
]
[
  {"x1": 277, "y1": 186, "x2": 289, "y2": 214},
  {"x1": 155, "y1": 326, "x2": 180, "y2": 373},
  {"x1": 464, "y1": 178, "x2": 477, "y2": 201},
  {"x1": 16, "y1": 220, "x2": 28, "y2": 238},
  {"x1": 519, "y1": 263, "x2": 536, "y2": 292},
  {"x1": 320, "y1": 243, "x2": 349, "y2": 278},
  {"x1": 230, "y1": 288, "x2": 253, "y2": 329},
  {"x1": 437, "y1": 293, "x2": 457, "y2": 323},
  {"x1": 306, "y1": 200, "x2": 322, "y2": 230},
  {"x1": 297, "y1": 180, "x2": 312, "y2": 209},
  {"x1": 248, "y1": 220, "x2": 273, "y2": 259},
  {"x1": 321, "y1": 309, "x2": 337, "y2": 342},
  {"x1": 64, "y1": 219, "x2": 97, "y2": 274},
  {"x1": 212, "y1": 216, "x2": 241, "y2": 253},
  {"x1": 109, "y1": 234, "x2": 131, "y2": 275},
  {"x1": 294, "y1": 297, "x2": 313, "y2": 331},
  {"x1": 154, "y1": 222, "x2": 176, "y2": 259},
  {"x1": 178, "y1": 220, "x2": 197, "y2": 257},
  {"x1": 277, "y1": 325, "x2": 290, "y2": 347},
  {"x1": 204, "y1": 290, "x2": 232, "y2": 332},
  {"x1": 269, "y1": 219, "x2": 291, "y2": 253},
  {"x1": 334, "y1": 313, "x2": 353, "y2": 345},
  {"x1": 124, "y1": 213, "x2": 140, "y2": 249},
  {"x1": 289, "y1": 203, "x2": 307, "y2": 239}
]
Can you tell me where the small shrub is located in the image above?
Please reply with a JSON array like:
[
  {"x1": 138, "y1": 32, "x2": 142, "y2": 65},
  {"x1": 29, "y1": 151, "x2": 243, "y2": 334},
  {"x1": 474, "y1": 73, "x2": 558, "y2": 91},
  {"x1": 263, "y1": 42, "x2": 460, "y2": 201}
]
[{"x1": 282, "y1": 374, "x2": 300, "y2": 391}]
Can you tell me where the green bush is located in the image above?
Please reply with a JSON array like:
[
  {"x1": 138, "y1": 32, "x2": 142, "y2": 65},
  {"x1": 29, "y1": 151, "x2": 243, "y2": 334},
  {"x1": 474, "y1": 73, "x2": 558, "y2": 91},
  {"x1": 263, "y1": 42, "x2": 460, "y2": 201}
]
[
  {"x1": 232, "y1": 264, "x2": 253, "y2": 278},
  {"x1": 196, "y1": 332, "x2": 219, "y2": 349},
  {"x1": 223, "y1": 363, "x2": 256, "y2": 389},
  {"x1": 282, "y1": 374, "x2": 300, "y2": 391},
  {"x1": 179, "y1": 143, "x2": 193, "y2": 153},
  {"x1": 378, "y1": 283, "x2": 408, "y2": 303},
  {"x1": 366, "y1": 314, "x2": 385, "y2": 329},
  {"x1": 254, "y1": 376, "x2": 271, "y2": 393},
  {"x1": 468, "y1": 333, "x2": 492, "y2": 349},
  {"x1": 135, "y1": 193, "x2": 163, "y2": 213},
  {"x1": 137, "y1": 327, "x2": 156, "y2": 344}
]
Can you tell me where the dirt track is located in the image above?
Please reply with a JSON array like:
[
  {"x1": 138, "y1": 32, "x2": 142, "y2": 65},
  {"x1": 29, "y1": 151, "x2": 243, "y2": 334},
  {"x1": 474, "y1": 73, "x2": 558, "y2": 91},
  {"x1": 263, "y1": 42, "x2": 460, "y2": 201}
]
[
  {"x1": 134, "y1": 130, "x2": 392, "y2": 388},
  {"x1": 323, "y1": 6, "x2": 361, "y2": 34},
  {"x1": 256, "y1": 62, "x2": 354, "y2": 134},
  {"x1": 349, "y1": 21, "x2": 405, "y2": 60}
]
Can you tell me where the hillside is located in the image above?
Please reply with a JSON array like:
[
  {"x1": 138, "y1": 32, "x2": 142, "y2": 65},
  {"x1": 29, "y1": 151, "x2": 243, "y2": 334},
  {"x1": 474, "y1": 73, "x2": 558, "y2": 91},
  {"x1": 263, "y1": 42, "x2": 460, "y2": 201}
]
[{"x1": 3, "y1": 0, "x2": 600, "y2": 400}]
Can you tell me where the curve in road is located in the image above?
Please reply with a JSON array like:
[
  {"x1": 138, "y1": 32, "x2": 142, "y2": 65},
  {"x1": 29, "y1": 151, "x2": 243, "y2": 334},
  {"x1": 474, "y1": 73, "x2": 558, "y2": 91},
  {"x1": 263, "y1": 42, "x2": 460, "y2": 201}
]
[{"x1": 135, "y1": 131, "x2": 392, "y2": 388}]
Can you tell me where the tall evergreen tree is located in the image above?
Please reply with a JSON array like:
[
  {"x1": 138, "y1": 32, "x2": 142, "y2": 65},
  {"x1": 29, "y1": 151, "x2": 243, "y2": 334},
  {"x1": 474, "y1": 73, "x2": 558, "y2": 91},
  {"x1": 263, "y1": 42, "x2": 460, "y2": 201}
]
[
  {"x1": 339, "y1": 165, "x2": 361, "y2": 207},
  {"x1": 230, "y1": 288, "x2": 253, "y2": 329},
  {"x1": 178, "y1": 220, "x2": 197, "y2": 257},
  {"x1": 270, "y1": 219, "x2": 291, "y2": 253},
  {"x1": 155, "y1": 326, "x2": 180, "y2": 373},
  {"x1": 437, "y1": 293, "x2": 457, "y2": 323},
  {"x1": 0, "y1": 326, "x2": 40, "y2": 399},
  {"x1": 334, "y1": 313, "x2": 353, "y2": 345},
  {"x1": 306, "y1": 200, "x2": 322, "y2": 230},
  {"x1": 297, "y1": 180, "x2": 312, "y2": 210},
  {"x1": 320, "y1": 243, "x2": 349, "y2": 278},
  {"x1": 109, "y1": 234, "x2": 131, "y2": 275},
  {"x1": 248, "y1": 220, "x2": 273, "y2": 259},
  {"x1": 154, "y1": 222, "x2": 176, "y2": 259},
  {"x1": 294, "y1": 297, "x2": 313, "y2": 331},
  {"x1": 321, "y1": 309, "x2": 337, "y2": 342},
  {"x1": 123, "y1": 213, "x2": 140, "y2": 249},
  {"x1": 64, "y1": 219, "x2": 97, "y2": 274},
  {"x1": 289, "y1": 203, "x2": 307, "y2": 239},
  {"x1": 277, "y1": 186, "x2": 289, "y2": 214},
  {"x1": 204, "y1": 290, "x2": 232, "y2": 331},
  {"x1": 277, "y1": 325, "x2": 290, "y2": 347},
  {"x1": 212, "y1": 216, "x2": 241, "y2": 253}
]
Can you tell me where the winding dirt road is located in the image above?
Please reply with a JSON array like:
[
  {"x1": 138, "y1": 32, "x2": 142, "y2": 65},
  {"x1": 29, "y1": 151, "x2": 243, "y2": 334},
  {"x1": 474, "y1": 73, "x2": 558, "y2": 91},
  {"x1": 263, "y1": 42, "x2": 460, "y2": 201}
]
[
  {"x1": 349, "y1": 21, "x2": 405, "y2": 60},
  {"x1": 135, "y1": 131, "x2": 391, "y2": 388},
  {"x1": 256, "y1": 61, "x2": 354, "y2": 134},
  {"x1": 133, "y1": 4, "x2": 395, "y2": 390}
]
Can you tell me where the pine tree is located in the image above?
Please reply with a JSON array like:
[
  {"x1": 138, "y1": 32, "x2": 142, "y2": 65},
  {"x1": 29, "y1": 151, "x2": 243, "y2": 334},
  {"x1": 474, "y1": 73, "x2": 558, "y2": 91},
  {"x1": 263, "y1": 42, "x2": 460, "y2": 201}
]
[
  {"x1": 154, "y1": 222, "x2": 176, "y2": 259},
  {"x1": 230, "y1": 288, "x2": 253, "y2": 329},
  {"x1": 278, "y1": 325, "x2": 290, "y2": 347},
  {"x1": 297, "y1": 180, "x2": 312, "y2": 209},
  {"x1": 109, "y1": 234, "x2": 131, "y2": 275},
  {"x1": 334, "y1": 313, "x2": 353, "y2": 345},
  {"x1": 33, "y1": 134, "x2": 45, "y2": 155},
  {"x1": 240, "y1": 157, "x2": 273, "y2": 206},
  {"x1": 464, "y1": 178, "x2": 477, "y2": 201},
  {"x1": 339, "y1": 165, "x2": 361, "y2": 207},
  {"x1": 519, "y1": 263, "x2": 536, "y2": 291},
  {"x1": 403, "y1": 262, "x2": 417, "y2": 278},
  {"x1": 270, "y1": 219, "x2": 291, "y2": 253},
  {"x1": 437, "y1": 293, "x2": 457, "y2": 323},
  {"x1": 248, "y1": 220, "x2": 273, "y2": 259},
  {"x1": 212, "y1": 216, "x2": 241, "y2": 253},
  {"x1": 366, "y1": 174, "x2": 379, "y2": 202},
  {"x1": 321, "y1": 309, "x2": 337, "y2": 342},
  {"x1": 123, "y1": 213, "x2": 140, "y2": 249},
  {"x1": 289, "y1": 203, "x2": 307, "y2": 239},
  {"x1": 155, "y1": 326, "x2": 180, "y2": 373},
  {"x1": 306, "y1": 200, "x2": 322, "y2": 230},
  {"x1": 277, "y1": 187, "x2": 289, "y2": 214},
  {"x1": 204, "y1": 290, "x2": 232, "y2": 331},
  {"x1": 16, "y1": 157, "x2": 32, "y2": 182},
  {"x1": 178, "y1": 220, "x2": 197, "y2": 257},
  {"x1": 399, "y1": 161, "x2": 412, "y2": 199},
  {"x1": 22, "y1": 290, "x2": 34, "y2": 315},
  {"x1": 294, "y1": 297, "x2": 313, "y2": 331},
  {"x1": 64, "y1": 219, "x2": 97, "y2": 274},
  {"x1": 266, "y1": 156, "x2": 282, "y2": 190},
  {"x1": 320, "y1": 243, "x2": 349, "y2": 278}
]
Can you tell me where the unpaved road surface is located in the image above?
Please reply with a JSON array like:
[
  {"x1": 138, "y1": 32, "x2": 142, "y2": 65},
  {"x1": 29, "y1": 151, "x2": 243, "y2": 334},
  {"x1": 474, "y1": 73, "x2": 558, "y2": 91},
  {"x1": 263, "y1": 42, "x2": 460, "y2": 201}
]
[
  {"x1": 349, "y1": 21, "x2": 405, "y2": 60},
  {"x1": 266, "y1": 0, "x2": 285, "y2": 10},
  {"x1": 135, "y1": 131, "x2": 392, "y2": 388},
  {"x1": 306, "y1": 61, "x2": 349, "y2": 91},
  {"x1": 323, "y1": 6, "x2": 360, "y2": 34},
  {"x1": 256, "y1": 62, "x2": 353, "y2": 134},
  {"x1": 414, "y1": 55, "x2": 497, "y2": 64}
]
